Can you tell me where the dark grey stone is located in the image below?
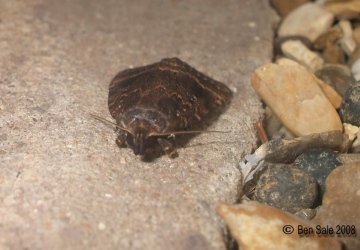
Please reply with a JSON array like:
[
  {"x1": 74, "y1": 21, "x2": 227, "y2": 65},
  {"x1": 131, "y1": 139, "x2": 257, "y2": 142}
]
[
  {"x1": 315, "y1": 65, "x2": 355, "y2": 97},
  {"x1": 293, "y1": 148, "x2": 342, "y2": 198},
  {"x1": 253, "y1": 163, "x2": 318, "y2": 213},
  {"x1": 339, "y1": 82, "x2": 360, "y2": 126}
]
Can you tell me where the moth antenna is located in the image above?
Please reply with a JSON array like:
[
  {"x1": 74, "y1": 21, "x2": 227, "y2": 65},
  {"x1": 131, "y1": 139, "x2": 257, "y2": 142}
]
[
  {"x1": 149, "y1": 129, "x2": 231, "y2": 136},
  {"x1": 90, "y1": 113, "x2": 134, "y2": 135}
]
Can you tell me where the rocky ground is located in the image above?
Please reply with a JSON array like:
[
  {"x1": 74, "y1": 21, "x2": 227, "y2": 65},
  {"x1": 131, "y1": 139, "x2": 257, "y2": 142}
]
[{"x1": 221, "y1": 1, "x2": 360, "y2": 249}]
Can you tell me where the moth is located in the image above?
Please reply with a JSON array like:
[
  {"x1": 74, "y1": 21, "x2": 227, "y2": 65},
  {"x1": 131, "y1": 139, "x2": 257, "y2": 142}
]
[{"x1": 105, "y1": 57, "x2": 232, "y2": 157}]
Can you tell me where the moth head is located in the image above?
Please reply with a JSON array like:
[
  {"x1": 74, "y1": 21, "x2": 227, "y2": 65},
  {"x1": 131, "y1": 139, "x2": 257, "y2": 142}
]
[
  {"x1": 91, "y1": 113, "x2": 230, "y2": 156},
  {"x1": 127, "y1": 119, "x2": 156, "y2": 155}
]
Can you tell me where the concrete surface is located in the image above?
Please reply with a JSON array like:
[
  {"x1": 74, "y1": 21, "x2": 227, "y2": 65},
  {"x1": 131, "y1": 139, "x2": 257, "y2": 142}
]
[{"x1": 0, "y1": 0, "x2": 277, "y2": 249}]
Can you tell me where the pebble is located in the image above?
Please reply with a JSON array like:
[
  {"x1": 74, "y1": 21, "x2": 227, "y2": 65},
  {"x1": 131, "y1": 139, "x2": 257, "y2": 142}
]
[
  {"x1": 253, "y1": 163, "x2": 318, "y2": 213},
  {"x1": 351, "y1": 129, "x2": 360, "y2": 153},
  {"x1": 343, "y1": 123, "x2": 359, "y2": 142},
  {"x1": 339, "y1": 82, "x2": 360, "y2": 126},
  {"x1": 264, "y1": 107, "x2": 294, "y2": 140},
  {"x1": 338, "y1": 20, "x2": 356, "y2": 56},
  {"x1": 268, "y1": 58, "x2": 341, "y2": 108},
  {"x1": 342, "y1": 123, "x2": 359, "y2": 152},
  {"x1": 315, "y1": 65, "x2": 355, "y2": 97},
  {"x1": 348, "y1": 44, "x2": 360, "y2": 68},
  {"x1": 273, "y1": 35, "x2": 312, "y2": 58},
  {"x1": 313, "y1": 25, "x2": 345, "y2": 64},
  {"x1": 252, "y1": 130, "x2": 344, "y2": 164},
  {"x1": 315, "y1": 77, "x2": 342, "y2": 109},
  {"x1": 323, "y1": 43, "x2": 346, "y2": 64},
  {"x1": 293, "y1": 148, "x2": 342, "y2": 199},
  {"x1": 251, "y1": 62, "x2": 343, "y2": 136},
  {"x1": 313, "y1": 25, "x2": 342, "y2": 50},
  {"x1": 294, "y1": 208, "x2": 317, "y2": 220},
  {"x1": 353, "y1": 26, "x2": 360, "y2": 45},
  {"x1": 270, "y1": 0, "x2": 310, "y2": 17},
  {"x1": 325, "y1": 1, "x2": 360, "y2": 20},
  {"x1": 281, "y1": 40, "x2": 324, "y2": 72},
  {"x1": 217, "y1": 201, "x2": 342, "y2": 250},
  {"x1": 351, "y1": 58, "x2": 360, "y2": 81},
  {"x1": 336, "y1": 153, "x2": 360, "y2": 164},
  {"x1": 312, "y1": 162, "x2": 360, "y2": 250},
  {"x1": 278, "y1": 3, "x2": 335, "y2": 42}
]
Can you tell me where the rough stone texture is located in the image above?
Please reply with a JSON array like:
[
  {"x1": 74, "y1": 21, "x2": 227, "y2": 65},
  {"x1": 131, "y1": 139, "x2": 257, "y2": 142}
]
[
  {"x1": 0, "y1": 1, "x2": 277, "y2": 249},
  {"x1": 312, "y1": 162, "x2": 360, "y2": 250},
  {"x1": 253, "y1": 163, "x2": 318, "y2": 213},
  {"x1": 254, "y1": 130, "x2": 344, "y2": 164},
  {"x1": 339, "y1": 82, "x2": 360, "y2": 127},
  {"x1": 293, "y1": 148, "x2": 342, "y2": 199},
  {"x1": 217, "y1": 201, "x2": 342, "y2": 250}
]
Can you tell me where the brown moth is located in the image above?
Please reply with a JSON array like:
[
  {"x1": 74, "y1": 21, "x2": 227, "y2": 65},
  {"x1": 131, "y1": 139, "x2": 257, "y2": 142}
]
[{"x1": 107, "y1": 58, "x2": 232, "y2": 157}]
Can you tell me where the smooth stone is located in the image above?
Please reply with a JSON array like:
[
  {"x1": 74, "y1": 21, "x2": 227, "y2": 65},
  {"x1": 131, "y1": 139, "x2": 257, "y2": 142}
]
[
  {"x1": 315, "y1": 77, "x2": 342, "y2": 109},
  {"x1": 313, "y1": 25, "x2": 345, "y2": 64},
  {"x1": 251, "y1": 62, "x2": 343, "y2": 136},
  {"x1": 322, "y1": 44, "x2": 346, "y2": 65},
  {"x1": 351, "y1": 58, "x2": 360, "y2": 81},
  {"x1": 276, "y1": 58, "x2": 342, "y2": 109},
  {"x1": 293, "y1": 148, "x2": 342, "y2": 198},
  {"x1": 312, "y1": 162, "x2": 360, "y2": 250},
  {"x1": 270, "y1": 0, "x2": 310, "y2": 17},
  {"x1": 217, "y1": 201, "x2": 342, "y2": 250},
  {"x1": 353, "y1": 26, "x2": 360, "y2": 45},
  {"x1": 315, "y1": 65, "x2": 355, "y2": 97},
  {"x1": 278, "y1": 3, "x2": 335, "y2": 42},
  {"x1": 339, "y1": 82, "x2": 360, "y2": 126},
  {"x1": 253, "y1": 163, "x2": 318, "y2": 213},
  {"x1": 281, "y1": 40, "x2": 324, "y2": 72},
  {"x1": 273, "y1": 35, "x2": 312, "y2": 58},
  {"x1": 325, "y1": 1, "x2": 360, "y2": 20},
  {"x1": 262, "y1": 58, "x2": 341, "y2": 111},
  {"x1": 348, "y1": 44, "x2": 360, "y2": 68},
  {"x1": 339, "y1": 20, "x2": 356, "y2": 56}
]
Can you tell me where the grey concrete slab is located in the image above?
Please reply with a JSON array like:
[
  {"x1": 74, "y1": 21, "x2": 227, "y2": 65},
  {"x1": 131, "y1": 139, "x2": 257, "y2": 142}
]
[{"x1": 0, "y1": 0, "x2": 277, "y2": 249}]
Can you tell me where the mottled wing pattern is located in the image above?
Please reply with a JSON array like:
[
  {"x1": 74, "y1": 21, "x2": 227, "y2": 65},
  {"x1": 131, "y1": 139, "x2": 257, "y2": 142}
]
[{"x1": 108, "y1": 58, "x2": 232, "y2": 133}]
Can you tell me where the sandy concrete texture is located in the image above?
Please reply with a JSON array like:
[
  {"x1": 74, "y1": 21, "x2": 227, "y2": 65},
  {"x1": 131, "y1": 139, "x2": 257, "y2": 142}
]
[{"x1": 0, "y1": 0, "x2": 277, "y2": 249}]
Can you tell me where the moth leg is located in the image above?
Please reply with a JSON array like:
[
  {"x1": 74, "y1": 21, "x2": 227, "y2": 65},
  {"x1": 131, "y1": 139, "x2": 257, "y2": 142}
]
[
  {"x1": 115, "y1": 130, "x2": 127, "y2": 148},
  {"x1": 157, "y1": 138, "x2": 177, "y2": 158}
]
